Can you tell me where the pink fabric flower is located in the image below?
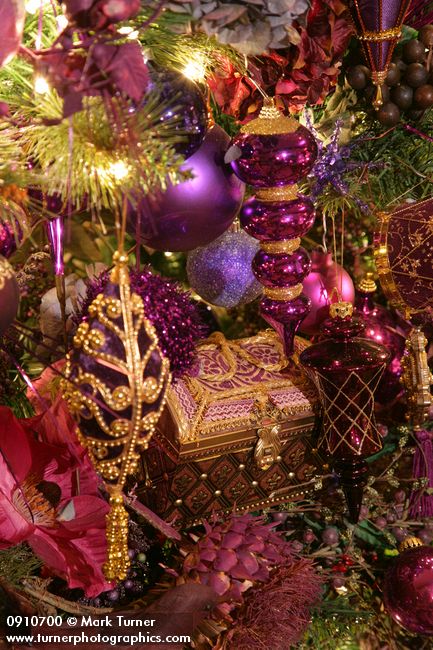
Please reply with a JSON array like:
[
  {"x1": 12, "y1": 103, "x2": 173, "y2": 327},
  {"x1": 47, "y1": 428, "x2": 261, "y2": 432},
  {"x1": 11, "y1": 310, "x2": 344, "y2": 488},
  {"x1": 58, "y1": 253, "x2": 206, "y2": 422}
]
[{"x1": 0, "y1": 400, "x2": 111, "y2": 597}]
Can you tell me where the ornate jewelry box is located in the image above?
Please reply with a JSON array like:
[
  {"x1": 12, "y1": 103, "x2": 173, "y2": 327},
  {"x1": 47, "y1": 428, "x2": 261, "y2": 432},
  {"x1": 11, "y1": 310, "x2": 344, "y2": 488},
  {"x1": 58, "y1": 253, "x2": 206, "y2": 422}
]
[{"x1": 137, "y1": 330, "x2": 320, "y2": 523}]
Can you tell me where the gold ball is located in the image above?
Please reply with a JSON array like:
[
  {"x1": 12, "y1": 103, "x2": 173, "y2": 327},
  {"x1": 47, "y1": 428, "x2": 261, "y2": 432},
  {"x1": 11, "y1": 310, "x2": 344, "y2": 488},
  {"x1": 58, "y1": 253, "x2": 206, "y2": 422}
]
[
  {"x1": 200, "y1": 473, "x2": 208, "y2": 480},
  {"x1": 288, "y1": 472, "x2": 295, "y2": 479},
  {"x1": 252, "y1": 481, "x2": 258, "y2": 487},
  {"x1": 214, "y1": 490, "x2": 221, "y2": 497},
  {"x1": 276, "y1": 456, "x2": 282, "y2": 462},
  {"x1": 239, "y1": 464, "x2": 245, "y2": 470},
  {"x1": 175, "y1": 499, "x2": 183, "y2": 506}
]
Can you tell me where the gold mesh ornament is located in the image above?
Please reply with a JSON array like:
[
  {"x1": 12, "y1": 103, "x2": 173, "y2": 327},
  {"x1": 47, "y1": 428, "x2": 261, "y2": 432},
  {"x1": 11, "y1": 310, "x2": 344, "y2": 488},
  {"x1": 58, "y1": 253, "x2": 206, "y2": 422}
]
[{"x1": 62, "y1": 252, "x2": 171, "y2": 581}]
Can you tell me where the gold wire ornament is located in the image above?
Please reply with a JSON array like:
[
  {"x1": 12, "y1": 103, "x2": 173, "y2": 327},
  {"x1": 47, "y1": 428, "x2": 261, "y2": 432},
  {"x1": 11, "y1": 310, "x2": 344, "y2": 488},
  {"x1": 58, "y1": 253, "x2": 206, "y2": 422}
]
[{"x1": 62, "y1": 251, "x2": 171, "y2": 581}]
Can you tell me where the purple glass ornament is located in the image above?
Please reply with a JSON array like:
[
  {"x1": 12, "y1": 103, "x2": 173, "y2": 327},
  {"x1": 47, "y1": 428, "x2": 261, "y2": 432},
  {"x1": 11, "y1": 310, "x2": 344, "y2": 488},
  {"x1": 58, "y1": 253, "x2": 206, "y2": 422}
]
[
  {"x1": 241, "y1": 196, "x2": 316, "y2": 241},
  {"x1": 230, "y1": 128, "x2": 318, "y2": 188},
  {"x1": 0, "y1": 256, "x2": 19, "y2": 336},
  {"x1": 354, "y1": 276, "x2": 410, "y2": 407},
  {"x1": 45, "y1": 216, "x2": 65, "y2": 276},
  {"x1": 229, "y1": 104, "x2": 317, "y2": 357},
  {"x1": 186, "y1": 230, "x2": 262, "y2": 308},
  {"x1": 300, "y1": 310, "x2": 390, "y2": 522},
  {"x1": 146, "y1": 66, "x2": 208, "y2": 159},
  {"x1": 384, "y1": 543, "x2": 433, "y2": 635},
  {"x1": 300, "y1": 251, "x2": 355, "y2": 336},
  {"x1": 253, "y1": 247, "x2": 311, "y2": 288},
  {"x1": 261, "y1": 294, "x2": 311, "y2": 355},
  {"x1": 127, "y1": 125, "x2": 245, "y2": 252}
]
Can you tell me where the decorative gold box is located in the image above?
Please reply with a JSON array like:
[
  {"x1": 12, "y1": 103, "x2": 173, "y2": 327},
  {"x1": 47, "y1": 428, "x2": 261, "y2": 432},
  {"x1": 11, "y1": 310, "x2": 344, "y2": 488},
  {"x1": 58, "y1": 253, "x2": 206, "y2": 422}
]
[{"x1": 137, "y1": 330, "x2": 319, "y2": 523}]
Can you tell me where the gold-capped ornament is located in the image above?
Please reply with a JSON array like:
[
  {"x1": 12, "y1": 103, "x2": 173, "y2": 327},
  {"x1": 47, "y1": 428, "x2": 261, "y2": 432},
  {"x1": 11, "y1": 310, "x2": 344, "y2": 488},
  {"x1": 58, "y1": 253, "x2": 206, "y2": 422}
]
[{"x1": 62, "y1": 251, "x2": 171, "y2": 581}]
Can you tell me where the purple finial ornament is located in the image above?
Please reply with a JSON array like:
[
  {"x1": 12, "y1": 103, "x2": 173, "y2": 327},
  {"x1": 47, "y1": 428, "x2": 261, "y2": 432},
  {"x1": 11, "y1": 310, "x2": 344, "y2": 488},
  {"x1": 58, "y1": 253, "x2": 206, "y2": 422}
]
[
  {"x1": 230, "y1": 100, "x2": 317, "y2": 356},
  {"x1": 300, "y1": 301, "x2": 390, "y2": 523}
]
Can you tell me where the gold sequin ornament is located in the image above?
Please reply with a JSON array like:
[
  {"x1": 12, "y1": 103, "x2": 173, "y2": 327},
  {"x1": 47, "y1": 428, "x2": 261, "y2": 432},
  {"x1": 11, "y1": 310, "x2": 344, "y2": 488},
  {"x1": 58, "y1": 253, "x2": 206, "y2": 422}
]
[{"x1": 62, "y1": 252, "x2": 171, "y2": 581}]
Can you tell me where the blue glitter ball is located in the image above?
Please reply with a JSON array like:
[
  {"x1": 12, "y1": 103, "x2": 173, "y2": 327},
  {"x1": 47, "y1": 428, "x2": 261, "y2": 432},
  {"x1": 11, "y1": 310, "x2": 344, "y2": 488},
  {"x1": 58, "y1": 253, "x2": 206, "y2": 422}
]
[{"x1": 186, "y1": 230, "x2": 262, "y2": 308}]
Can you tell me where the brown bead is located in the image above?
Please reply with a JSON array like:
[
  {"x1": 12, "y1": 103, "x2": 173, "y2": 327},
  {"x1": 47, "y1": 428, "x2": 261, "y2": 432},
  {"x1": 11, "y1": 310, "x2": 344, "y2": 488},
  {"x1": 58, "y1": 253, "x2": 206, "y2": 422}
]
[
  {"x1": 390, "y1": 84, "x2": 413, "y2": 110},
  {"x1": 386, "y1": 62, "x2": 401, "y2": 86},
  {"x1": 347, "y1": 65, "x2": 368, "y2": 90},
  {"x1": 419, "y1": 25, "x2": 433, "y2": 48},
  {"x1": 377, "y1": 102, "x2": 401, "y2": 126},
  {"x1": 404, "y1": 62, "x2": 429, "y2": 88},
  {"x1": 414, "y1": 83, "x2": 433, "y2": 108},
  {"x1": 402, "y1": 39, "x2": 426, "y2": 64}
]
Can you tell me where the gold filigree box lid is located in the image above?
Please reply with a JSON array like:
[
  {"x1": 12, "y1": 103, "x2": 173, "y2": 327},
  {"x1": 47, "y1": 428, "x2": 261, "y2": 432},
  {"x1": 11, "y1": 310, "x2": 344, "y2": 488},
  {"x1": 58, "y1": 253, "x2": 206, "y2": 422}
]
[{"x1": 165, "y1": 330, "x2": 316, "y2": 455}]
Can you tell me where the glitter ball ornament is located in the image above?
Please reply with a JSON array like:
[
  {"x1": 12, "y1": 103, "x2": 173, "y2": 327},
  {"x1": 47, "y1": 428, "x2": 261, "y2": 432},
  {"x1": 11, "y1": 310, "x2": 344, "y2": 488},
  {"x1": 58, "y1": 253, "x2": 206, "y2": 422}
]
[
  {"x1": 187, "y1": 229, "x2": 262, "y2": 308},
  {"x1": 384, "y1": 537, "x2": 433, "y2": 635},
  {"x1": 0, "y1": 219, "x2": 20, "y2": 258},
  {"x1": 75, "y1": 267, "x2": 207, "y2": 379},
  {"x1": 127, "y1": 125, "x2": 245, "y2": 252},
  {"x1": 0, "y1": 256, "x2": 19, "y2": 336},
  {"x1": 230, "y1": 100, "x2": 317, "y2": 356}
]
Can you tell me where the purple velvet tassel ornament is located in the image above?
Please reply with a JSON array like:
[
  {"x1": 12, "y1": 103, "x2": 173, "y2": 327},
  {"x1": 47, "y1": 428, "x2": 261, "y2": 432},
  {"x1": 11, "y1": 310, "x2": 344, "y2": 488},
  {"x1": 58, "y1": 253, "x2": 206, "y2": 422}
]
[{"x1": 409, "y1": 429, "x2": 433, "y2": 519}]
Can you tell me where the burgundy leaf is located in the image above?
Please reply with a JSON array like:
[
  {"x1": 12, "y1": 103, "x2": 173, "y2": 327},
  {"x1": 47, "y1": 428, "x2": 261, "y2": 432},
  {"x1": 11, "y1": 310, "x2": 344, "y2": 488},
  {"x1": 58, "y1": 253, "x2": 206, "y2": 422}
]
[
  {"x1": 213, "y1": 549, "x2": 238, "y2": 572},
  {"x1": 92, "y1": 41, "x2": 149, "y2": 101},
  {"x1": 221, "y1": 531, "x2": 244, "y2": 549}
]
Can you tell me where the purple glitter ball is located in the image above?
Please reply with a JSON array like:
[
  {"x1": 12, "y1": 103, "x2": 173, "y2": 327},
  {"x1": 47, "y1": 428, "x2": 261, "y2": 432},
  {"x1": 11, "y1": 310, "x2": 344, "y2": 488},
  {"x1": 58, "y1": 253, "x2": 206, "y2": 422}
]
[
  {"x1": 0, "y1": 220, "x2": 20, "y2": 258},
  {"x1": 76, "y1": 267, "x2": 207, "y2": 378},
  {"x1": 186, "y1": 230, "x2": 262, "y2": 308},
  {"x1": 384, "y1": 545, "x2": 433, "y2": 635}
]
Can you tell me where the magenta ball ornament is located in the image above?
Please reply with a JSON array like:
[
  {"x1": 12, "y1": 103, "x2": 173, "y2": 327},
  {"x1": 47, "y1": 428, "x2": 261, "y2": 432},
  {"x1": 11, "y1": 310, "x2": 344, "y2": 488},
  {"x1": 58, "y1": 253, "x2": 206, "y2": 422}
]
[
  {"x1": 0, "y1": 1, "x2": 24, "y2": 70},
  {"x1": 127, "y1": 125, "x2": 245, "y2": 252},
  {"x1": 186, "y1": 229, "x2": 262, "y2": 308},
  {"x1": 299, "y1": 250, "x2": 355, "y2": 336},
  {"x1": 229, "y1": 123, "x2": 318, "y2": 188},
  {"x1": 240, "y1": 195, "x2": 316, "y2": 241},
  {"x1": 384, "y1": 542, "x2": 433, "y2": 635},
  {"x1": 0, "y1": 256, "x2": 19, "y2": 336}
]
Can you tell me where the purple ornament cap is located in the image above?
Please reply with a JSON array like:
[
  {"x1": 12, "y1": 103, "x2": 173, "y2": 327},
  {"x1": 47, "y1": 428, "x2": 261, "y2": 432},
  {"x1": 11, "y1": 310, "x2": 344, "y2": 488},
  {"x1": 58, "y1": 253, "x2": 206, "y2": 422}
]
[
  {"x1": 230, "y1": 127, "x2": 318, "y2": 188},
  {"x1": 384, "y1": 544, "x2": 433, "y2": 635},
  {"x1": 241, "y1": 196, "x2": 316, "y2": 241}
]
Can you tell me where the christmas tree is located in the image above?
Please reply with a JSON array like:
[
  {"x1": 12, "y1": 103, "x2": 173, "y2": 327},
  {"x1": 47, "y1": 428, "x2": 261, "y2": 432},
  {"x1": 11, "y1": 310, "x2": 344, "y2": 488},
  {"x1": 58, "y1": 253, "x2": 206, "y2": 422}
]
[{"x1": 0, "y1": 1, "x2": 432, "y2": 648}]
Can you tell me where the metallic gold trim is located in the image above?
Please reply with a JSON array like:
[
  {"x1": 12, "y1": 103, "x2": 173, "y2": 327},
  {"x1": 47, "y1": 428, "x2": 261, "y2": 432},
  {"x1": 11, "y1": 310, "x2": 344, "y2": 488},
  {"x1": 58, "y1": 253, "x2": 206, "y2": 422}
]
[
  {"x1": 357, "y1": 272, "x2": 377, "y2": 293},
  {"x1": 400, "y1": 328, "x2": 433, "y2": 427},
  {"x1": 261, "y1": 238, "x2": 301, "y2": 255},
  {"x1": 358, "y1": 28, "x2": 401, "y2": 41},
  {"x1": 264, "y1": 283, "x2": 303, "y2": 301},
  {"x1": 374, "y1": 211, "x2": 411, "y2": 316},
  {"x1": 256, "y1": 185, "x2": 298, "y2": 202},
  {"x1": 399, "y1": 537, "x2": 423, "y2": 552},
  {"x1": 241, "y1": 100, "x2": 300, "y2": 135},
  {"x1": 330, "y1": 301, "x2": 353, "y2": 319}
]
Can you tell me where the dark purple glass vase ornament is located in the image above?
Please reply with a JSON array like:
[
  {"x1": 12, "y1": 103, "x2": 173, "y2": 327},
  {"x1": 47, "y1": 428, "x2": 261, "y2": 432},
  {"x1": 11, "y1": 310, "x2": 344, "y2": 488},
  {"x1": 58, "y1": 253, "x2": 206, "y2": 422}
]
[
  {"x1": 383, "y1": 537, "x2": 433, "y2": 635},
  {"x1": 354, "y1": 273, "x2": 410, "y2": 408},
  {"x1": 300, "y1": 302, "x2": 390, "y2": 523},
  {"x1": 231, "y1": 100, "x2": 318, "y2": 356}
]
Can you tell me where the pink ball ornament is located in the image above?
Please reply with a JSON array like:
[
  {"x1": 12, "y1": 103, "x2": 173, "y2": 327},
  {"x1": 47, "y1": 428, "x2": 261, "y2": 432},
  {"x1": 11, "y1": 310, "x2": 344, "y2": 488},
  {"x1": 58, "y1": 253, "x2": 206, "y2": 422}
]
[
  {"x1": 127, "y1": 125, "x2": 245, "y2": 252},
  {"x1": 384, "y1": 539, "x2": 433, "y2": 636},
  {"x1": 0, "y1": 1, "x2": 25, "y2": 69},
  {"x1": 299, "y1": 250, "x2": 355, "y2": 336}
]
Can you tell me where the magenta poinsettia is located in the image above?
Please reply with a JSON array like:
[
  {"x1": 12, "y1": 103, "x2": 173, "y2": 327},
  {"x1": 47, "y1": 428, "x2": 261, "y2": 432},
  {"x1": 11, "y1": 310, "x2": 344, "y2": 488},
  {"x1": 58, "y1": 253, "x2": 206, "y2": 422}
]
[{"x1": 0, "y1": 398, "x2": 111, "y2": 597}]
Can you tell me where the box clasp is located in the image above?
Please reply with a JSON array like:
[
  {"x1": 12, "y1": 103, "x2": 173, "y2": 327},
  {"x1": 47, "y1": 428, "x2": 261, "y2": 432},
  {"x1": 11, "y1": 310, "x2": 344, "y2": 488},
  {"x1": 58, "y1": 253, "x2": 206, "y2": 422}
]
[{"x1": 255, "y1": 424, "x2": 282, "y2": 470}]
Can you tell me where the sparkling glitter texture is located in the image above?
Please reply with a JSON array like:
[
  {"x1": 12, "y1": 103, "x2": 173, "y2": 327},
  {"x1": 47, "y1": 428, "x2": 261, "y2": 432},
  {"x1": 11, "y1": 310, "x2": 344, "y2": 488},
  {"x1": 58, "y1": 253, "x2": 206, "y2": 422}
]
[
  {"x1": 187, "y1": 230, "x2": 262, "y2": 309},
  {"x1": 75, "y1": 267, "x2": 208, "y2": 378}
]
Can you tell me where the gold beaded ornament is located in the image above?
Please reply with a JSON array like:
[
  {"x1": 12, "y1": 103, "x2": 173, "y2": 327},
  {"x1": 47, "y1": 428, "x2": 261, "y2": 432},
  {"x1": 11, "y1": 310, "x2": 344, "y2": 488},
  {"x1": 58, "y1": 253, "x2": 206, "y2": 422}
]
[{"x1": 62, "y1": 251, "x2": 171, "y2": 581}]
